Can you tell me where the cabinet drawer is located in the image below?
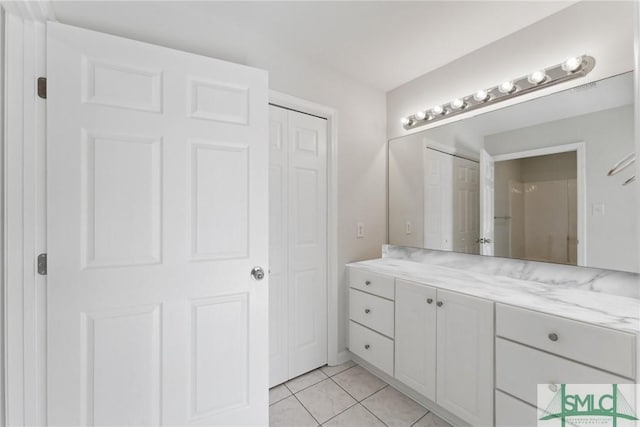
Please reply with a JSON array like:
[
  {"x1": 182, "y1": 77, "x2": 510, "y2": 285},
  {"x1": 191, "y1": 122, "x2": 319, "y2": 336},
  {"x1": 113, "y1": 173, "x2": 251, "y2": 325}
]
[
  {"x1": 348, "y1": 268, "x2": 394, "y2": 300},
  {"x1": 496, "y1": 304, "x2": 635, "y2": 378},
  {"x1": 496, "y1": 338, "x2": 631, "y2": 407},
  {"x1": 349, "y1": 321, "x2": 394, "y2": 376},
  {"x1": 496, "y1": 391, "x2": 538, "y2": 427},
  {"x1": 350, "y1": 289, "x2": 394, "y2": 338}
]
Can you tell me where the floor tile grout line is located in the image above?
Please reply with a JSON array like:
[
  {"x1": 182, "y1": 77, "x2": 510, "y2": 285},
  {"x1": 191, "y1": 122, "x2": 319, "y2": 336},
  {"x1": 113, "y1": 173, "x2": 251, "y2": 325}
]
[
  {"x1": 358, "y1": 384, "x2": 392, "y2": 427},
  {"x1": 283, "y1": 370, "x2": 329, "y2": 395},
  {"x1": 328, "y1": 373, "x2": 388, "y2": 404},
  {"x1": 322, "y1": 362, "x2": 356, "y2": 378},
  {"x1": 316, "y1": 401, "x2": 360, "y2": 426},
  {"x1": 290, "y1": 388, "x2": 323, "y2": 426},
  {"x1": 410, "y1": 410, "x2": 431, "y2": 427},
  {"x1": 359, "y1": 401, "x2": 390, "y2": 427}
]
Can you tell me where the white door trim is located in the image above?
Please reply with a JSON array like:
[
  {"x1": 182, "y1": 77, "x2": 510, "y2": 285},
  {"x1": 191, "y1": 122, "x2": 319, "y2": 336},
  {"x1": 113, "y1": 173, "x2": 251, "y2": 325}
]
[
  {"x1": 490, "y1": 142, "x2": 587, "y2": 266},
  {"x1": 269, "y1": 90, "x2": 343, "y2": 365},
  {"x1": 1, "y1": 3, "x2": 51, "y2": 426}
]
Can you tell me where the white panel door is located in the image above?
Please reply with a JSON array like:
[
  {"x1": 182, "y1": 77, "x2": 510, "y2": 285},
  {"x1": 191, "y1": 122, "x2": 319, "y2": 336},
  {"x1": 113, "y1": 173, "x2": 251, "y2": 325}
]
[
  {"x1": 268, "y1": 106, "x2": 289, "y2": 387},
  {"x1": 424, "y1": 148, "x2": 454, "y2": 251},
  {"x1": 394, "y1": 280, "x2": 437, "y2": 401},
  {"x1": 268, "y1": 106, "x2": 327, "y2": 385},
  {"x1": 436, "y1": 289, "x2": 494, "y2": 427},
  {"x1": 452, "y1": 157, "x2": 480, "y2": 254},
  {"x1": 479, "y1": 149, "x2": 495, "y2": 255},
  {"x1": 47, "y1": 22, "x2": 269, "y2": 426}
]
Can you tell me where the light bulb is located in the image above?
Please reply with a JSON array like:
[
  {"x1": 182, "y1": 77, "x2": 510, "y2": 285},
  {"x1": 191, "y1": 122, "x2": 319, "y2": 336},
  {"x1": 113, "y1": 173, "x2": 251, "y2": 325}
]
[
  {"x1": 561, "y1": 56, "x2": 583, "y2": 73},
  {"x1": 473, "y1": 90, "x2": 489, "y2": 102},
  {"x1": 498, "y1": 81, "x2": 515, "y2": 94},
  {"x1": 401, "y1": 117, "x2": 413, "y2": 126},
  {"x1": 528, "y1": 70, "x2": 547, "y2": 85},
  {"x1": 451, "y1": 98, "x2": 465, "y2": 110},
  {"x1": 415, "y1": 110, "x2": 427, "y2": 120},
  {"x1": 431, "y1": 105, "x2": 444, "y2": 115}
]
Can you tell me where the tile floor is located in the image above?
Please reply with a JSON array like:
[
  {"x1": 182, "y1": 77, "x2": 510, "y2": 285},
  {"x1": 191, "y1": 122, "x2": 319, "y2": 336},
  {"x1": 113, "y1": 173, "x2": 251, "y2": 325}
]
[{"x1": 269, "y1": 361, "x2": 453, "y2": 427}]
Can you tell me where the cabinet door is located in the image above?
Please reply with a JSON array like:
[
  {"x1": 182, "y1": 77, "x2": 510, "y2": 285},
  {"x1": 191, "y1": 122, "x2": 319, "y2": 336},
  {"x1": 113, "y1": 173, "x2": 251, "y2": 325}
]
[
  {"x1": 436, "y1": 289, "x2": 494, "y2": 426},
  {"x1": 394, "y1": 280, "x2": 437, "y2": 401}
]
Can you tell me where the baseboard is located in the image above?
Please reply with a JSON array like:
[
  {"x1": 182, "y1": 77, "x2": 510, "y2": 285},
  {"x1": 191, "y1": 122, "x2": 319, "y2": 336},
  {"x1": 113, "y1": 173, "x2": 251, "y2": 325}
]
[{"x1": 328, "y1": 349, "x2": 352, "y2": 366}]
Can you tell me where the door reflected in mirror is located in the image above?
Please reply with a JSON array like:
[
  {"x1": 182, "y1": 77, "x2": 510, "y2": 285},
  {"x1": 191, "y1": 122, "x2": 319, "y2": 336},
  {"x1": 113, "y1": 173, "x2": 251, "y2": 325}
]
[{"x1": 388, "y1": 72, "x2": 637, "y2": 273}]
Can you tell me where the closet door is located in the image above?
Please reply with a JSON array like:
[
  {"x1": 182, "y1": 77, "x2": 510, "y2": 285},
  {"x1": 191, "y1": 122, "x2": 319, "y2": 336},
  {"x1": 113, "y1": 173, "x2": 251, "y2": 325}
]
[
  {"x1": 269, "y1": 106, "x2": 289, "y2": 387},
  {"x1": 268, "y1": 106, "x2": 327, "y2": 386}
]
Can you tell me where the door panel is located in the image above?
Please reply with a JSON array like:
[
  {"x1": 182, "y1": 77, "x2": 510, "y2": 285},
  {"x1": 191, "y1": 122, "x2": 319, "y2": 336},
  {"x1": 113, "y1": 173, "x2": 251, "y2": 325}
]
[
  {"x1": 436, "y1": 289, "x2": 494, "y2": 426},
  {"x1": 288, "y1": 111, "x2": 328, "y2": 378},
  {"x1": 268, "y1": 106, "x2": 327, "y2": 385},
  {"x1": 479, "y1": 149, "x2": 495, "y2": 255},
  {"x1": 47, "y1": 22, "x2": 268, "y2": 426},
  {"x1": 394, "y1": 280, "x2": 437, "y2": 401},
  {"x1": 268, "y1": 106, "x2": 289, "y2": 387}
]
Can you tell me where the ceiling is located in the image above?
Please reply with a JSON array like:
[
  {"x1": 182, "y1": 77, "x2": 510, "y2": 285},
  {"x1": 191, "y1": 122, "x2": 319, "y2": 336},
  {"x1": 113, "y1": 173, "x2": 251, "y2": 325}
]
[{"x1": 51, "y1": 1, "x2": 577, "y2": 92}]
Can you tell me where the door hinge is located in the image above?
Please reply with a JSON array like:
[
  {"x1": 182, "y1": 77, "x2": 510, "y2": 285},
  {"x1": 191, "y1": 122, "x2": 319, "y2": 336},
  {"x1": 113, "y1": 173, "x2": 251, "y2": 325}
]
[
  {"x1": 37, "y1": 77, "x2": 47, "y2": 99},
  {"x1": 37, "y1": 253, "x2": 47, "y2": 275}
]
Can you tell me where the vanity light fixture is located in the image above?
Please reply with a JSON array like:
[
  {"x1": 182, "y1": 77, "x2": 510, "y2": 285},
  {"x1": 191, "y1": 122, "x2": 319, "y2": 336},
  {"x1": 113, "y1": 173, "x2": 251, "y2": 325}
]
[
  {"x1": 498, "y1": 81, "x2": 516, "y2": 94},
  {"x1": 528, "y1": 70, "x2": 547, "y2": 85},
  {"x1": 415, "y1": 110, "x2": 427, "y2": 120},
  {"x1": 473, "y1": 89, "x2": 490, "y2": 102},
  {"x1": 451, "y1": 98, "x2": 466, "y2": 110},
  {"x1": 431, "y1": 105, "x2": 445, "y2": 115},
  {"x1": 401, "y1": 117, "x2": 414, "y2": 126},
  {"x1": 561, "y1": 56, "x2": 583, "y2": 73},
  {"x1": 401, "y1": 55, "x2": 595, "y2": 130}
]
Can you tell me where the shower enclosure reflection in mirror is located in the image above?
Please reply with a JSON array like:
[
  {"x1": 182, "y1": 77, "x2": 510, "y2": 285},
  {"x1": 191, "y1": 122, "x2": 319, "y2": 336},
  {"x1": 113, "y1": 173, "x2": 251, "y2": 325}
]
[{"x1": 389, "y1": 72, "x2": 637, "y2": 273}]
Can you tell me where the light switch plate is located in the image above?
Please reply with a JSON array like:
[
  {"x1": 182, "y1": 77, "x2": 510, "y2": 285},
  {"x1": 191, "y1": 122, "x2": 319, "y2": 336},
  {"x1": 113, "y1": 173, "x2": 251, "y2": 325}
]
[{"x1": 356, "y1": 222, "x2": 365, "y2": 238}]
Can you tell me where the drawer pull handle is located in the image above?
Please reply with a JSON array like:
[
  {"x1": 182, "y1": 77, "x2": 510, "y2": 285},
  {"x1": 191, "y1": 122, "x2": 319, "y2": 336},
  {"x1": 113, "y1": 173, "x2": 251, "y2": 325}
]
[
  {"x1": 364, "y1": 309, "x2": 371, "y2": 314},
  {"x1": 427, "y1": 298, "x2": 433, "y2": 304},
  {"x1": 548, "y1": 333, "x2": 559, "y2": 342},
  {"x1": 365, "y1": 280, "x2": 371, "y2": 286},
  {"x1": 436, "y1": 301, "x2": 443, "y2": 307},
  {"x1": 364, "y1": 344, "x2": 370, "y2": 350}
]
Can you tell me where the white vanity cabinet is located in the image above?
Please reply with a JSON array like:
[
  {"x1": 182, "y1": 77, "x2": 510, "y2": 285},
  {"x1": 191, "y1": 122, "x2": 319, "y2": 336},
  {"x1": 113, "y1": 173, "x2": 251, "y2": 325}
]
[
  {"x1": 395, "y1": 279, "x2": 494, "y2": 427},
  {"x1": 347, "y1": 263, "x2": 639, "y2": 427},
  {"x1": 495, "y1": 304, "x2": 637, "y2": 427},
  {"x1": 347, "y1": 269, "x2": 395, "y2": 376}
]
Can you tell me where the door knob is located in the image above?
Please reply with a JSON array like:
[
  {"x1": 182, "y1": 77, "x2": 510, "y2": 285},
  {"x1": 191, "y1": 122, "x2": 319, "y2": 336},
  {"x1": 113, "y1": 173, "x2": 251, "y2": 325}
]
[
  {"x1": 251, "y1": 266, "x2": 265, "y2": 280},
  {"x1": 364, "y1": 309, "x2": 371, "y2": 314},
  {"x1": 436, "y1": 301, "x2": 443, "y2": 307},
  {"x1": 427, "y1": 298, "x2": 433, "y2": 304},
  {"x1": 548, "y1": 332, "x2": 559, "y2": 342}
]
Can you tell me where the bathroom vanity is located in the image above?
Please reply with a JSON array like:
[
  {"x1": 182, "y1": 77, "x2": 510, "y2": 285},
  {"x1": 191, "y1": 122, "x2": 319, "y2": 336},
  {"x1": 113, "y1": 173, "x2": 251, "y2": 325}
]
[{"x1": 347, "y1": 246, "x2": 639, "y2": 427}]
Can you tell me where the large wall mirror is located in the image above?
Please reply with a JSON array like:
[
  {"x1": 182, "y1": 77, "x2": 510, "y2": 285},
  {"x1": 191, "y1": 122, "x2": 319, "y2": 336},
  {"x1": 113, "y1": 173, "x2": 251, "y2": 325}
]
[{"x1": 389, "y1": 72, "x2": 638, "y2": 273}]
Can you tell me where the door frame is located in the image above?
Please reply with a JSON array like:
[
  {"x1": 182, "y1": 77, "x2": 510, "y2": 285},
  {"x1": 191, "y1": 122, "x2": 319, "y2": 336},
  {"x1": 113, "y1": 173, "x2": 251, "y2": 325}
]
[
  {"x1": 269, "y1": 90, "x2": 342, "y2": 366},
  {"x1": 489, "y1": 141, "x2": 587, "y2": 266},
  {"x1": 1, "y1": 3, "x2": 51, "y2": 426}
]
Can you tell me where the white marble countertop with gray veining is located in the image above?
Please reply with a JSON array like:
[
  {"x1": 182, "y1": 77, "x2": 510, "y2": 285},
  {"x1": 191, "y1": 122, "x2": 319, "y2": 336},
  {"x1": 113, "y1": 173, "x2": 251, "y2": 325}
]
[{"x1": 346, "y1": 257, "x2": 640, "y2": 334}]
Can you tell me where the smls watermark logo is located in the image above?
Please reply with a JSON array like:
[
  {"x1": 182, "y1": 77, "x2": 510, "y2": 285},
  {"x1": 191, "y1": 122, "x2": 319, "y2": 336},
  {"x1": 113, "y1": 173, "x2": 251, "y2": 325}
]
[{"x1": 537, "y1": 384, "x2": 639, "y2": 427}]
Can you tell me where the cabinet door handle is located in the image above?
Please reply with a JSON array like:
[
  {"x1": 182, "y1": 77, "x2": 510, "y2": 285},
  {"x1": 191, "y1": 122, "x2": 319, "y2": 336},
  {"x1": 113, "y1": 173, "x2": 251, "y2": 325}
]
[
  {"x1": 548, "y1": 333, "x2": 559, "y2": 342},
  {"x1": 364, "y1": 344, "x2": 370, "y2": 350},
  {"x1": 364, "y1": 308, "x2": 371, "y2": 314},
  {"x1": 436, "y1": 301, "x2": 443, "y2": 307},
  {"x1": 548, "y1": 383, "x2": 559, "y2": 392},
  {"x1": 365, "y1": 280, "x2": 371, "y2": 286},
  {"x1": 427, "y1": 298, "x2": 433, "y2": 304}
]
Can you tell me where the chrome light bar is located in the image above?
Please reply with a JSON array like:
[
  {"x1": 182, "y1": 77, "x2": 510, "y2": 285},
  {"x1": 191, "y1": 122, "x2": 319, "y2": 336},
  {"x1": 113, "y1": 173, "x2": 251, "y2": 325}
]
[{"x1": 401, "y1": 55, "x2": 596, "y2": 130}]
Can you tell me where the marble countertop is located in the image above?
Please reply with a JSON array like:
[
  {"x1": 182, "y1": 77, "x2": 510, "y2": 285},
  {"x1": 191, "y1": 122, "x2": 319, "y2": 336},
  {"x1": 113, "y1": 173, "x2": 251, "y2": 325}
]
[{"x1": 347, "y1": 257, "x2": 640, "y2": 334}]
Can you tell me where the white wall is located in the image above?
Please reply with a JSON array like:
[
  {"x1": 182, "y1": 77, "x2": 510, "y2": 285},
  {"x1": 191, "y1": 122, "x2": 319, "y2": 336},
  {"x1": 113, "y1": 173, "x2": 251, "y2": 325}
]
[
  {"x1": 387, "y1": 1, "x2": 635, "y2": 140},
  {"x1": 0, "y1": 7, "x2": 4, "y2": 427},
  {"x1": 388, "y1": 133, "x2": 424, "y2": 248},
  {"x1": 486, "y1": 106, "x2": 637, "y2": 272}
]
